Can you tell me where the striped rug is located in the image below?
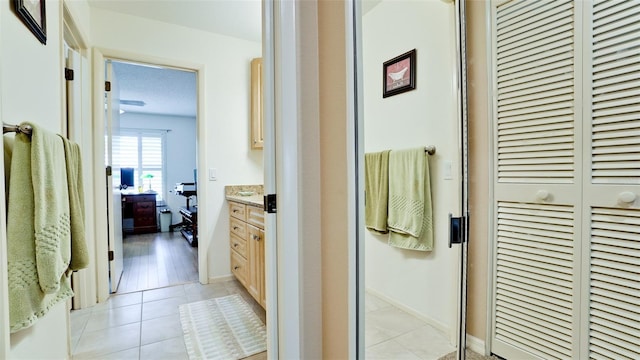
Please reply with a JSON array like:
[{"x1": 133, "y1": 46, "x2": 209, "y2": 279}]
[{"x1": 179, "y1": 294, "x2": 267, "y2": 360}]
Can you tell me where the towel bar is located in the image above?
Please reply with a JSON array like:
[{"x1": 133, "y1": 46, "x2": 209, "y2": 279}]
[
  {"x1": 425, "y1": 145, "x2": 436, "y2": 155},
  {"x1": 3, "y1": 123, "x2": 33, "y2": 136}
]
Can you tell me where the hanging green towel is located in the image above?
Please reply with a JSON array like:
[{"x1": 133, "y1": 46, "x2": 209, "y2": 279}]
[
  {"x1": 365, "y1": 150, "x2": 390, "y2": 234},
  {"x1": 6, "y1": 123, "x2": 88, "y2": 333},
  {"x1": 388, "y1": 148, "x2": 433, "y2": 251},
  {"x1": 30, "y1": 123, "x2": 72, "y2": 294},
  {"x1": 61, "y1": 136, "x2": 89, "y2": 272}
]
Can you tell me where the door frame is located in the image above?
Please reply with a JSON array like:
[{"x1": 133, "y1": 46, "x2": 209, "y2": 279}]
[
  {"x1": 351, "y1": 0, "x2": 470, "y2": 358},
  {"x1": 91, "y1": 48, "x2": 208, "y2": 301}
]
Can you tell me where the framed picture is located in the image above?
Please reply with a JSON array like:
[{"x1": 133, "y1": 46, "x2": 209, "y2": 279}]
[
  {"x1": 383, "y1": 49, "x2": 416, "y2": 98},
  {"x1": 14, "y1": 0, "x2": 46, "y2": 44}
]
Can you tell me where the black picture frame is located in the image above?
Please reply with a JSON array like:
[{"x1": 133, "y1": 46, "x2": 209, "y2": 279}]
[
  {"x1": 14, "y1": 0, "x2": 46, "y2": 45},
  {"x1": 383, "y1": 49, "x2": 416, "y2": 98}
]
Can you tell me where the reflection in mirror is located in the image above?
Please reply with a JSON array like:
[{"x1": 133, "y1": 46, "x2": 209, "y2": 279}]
[{"x1": 359, "y1": 0, "x2": 465, "y2": 359}]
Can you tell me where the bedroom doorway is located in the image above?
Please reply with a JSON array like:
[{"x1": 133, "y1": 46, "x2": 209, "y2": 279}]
[{"x1": 103, "y1": 58, "x2": 199, "y2": 294}]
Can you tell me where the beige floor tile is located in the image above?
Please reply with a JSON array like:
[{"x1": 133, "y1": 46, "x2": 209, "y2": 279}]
[
  {"x1": 73, "y1": 323, "x2": 141, "y2": 359},
  {"x1": 141, "y1": 296, "x2": 188, "y2": 320},
  {"x1": 140, "y1": 313, "x2": 183, "y2": 346},
  {"x1": 367, "y1": 306, "x2": 428, "y2": 338},
  {"x1": 143, "y1": 284, "x2": 187, "y2": 303},
  {"x1": 139, "y1": 336, "x2": 188, "y2": 360},
  {"x1": 93, "y1": 291, "x2": 143, "y2": 310},
  {"x1": 365, "y1": 339, "x2": 422, "y2": 360},
  {"x1": 84, "y1": 303, "x2": 142, "y2": 332},
  {"x1": 79, "y1": 347, "x2": 140, "y2": 360},
  {"x1": 365, "y1": 320, "x2": 394, "y2": 348},
  {"x1": 393, "y1": 325, "x2": 456, "y2": 360}
]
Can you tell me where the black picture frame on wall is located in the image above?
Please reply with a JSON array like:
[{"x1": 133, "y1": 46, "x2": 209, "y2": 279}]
[
  {"x1": 383, "y1": 49, "x2": 416, "y2": 98},
  {"x1": 14, "y1": 0, "x2": 46, "y2": 45}
]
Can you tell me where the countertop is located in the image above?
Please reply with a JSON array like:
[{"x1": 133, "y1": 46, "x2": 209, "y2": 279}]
[{"x1": 225, "y1": 184, "x2": 264, "y2": 208}]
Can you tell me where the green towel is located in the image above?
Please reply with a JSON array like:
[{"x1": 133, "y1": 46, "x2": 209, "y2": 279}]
[
  {"x1": 365, "y1": 150, "x2": 390, "y2": 234},
  {"x1": 61, "y1": 136, "x2": 89, "y2": 272},
  {"x1": 31, "y1": 124, "x2": 71, "y2": 293},
  {"x1": 388, "y1": 148, "x2": 433, "y2": 251},
  {"x1": 6, "y1": 123, "x2": 87, "y2": 332}
]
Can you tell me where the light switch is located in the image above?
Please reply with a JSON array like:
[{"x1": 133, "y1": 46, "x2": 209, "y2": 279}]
[
  {"x1": 209, "y1": 168, "x2": 217, "y2": 181},
  {"x1": 443, "y1": 160, "x2": 453, "y2": 180}
]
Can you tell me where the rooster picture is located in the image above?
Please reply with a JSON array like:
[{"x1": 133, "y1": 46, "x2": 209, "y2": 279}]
[
  {"x1": 383, "y1": 49, "x2": 416, "y2": 97},
  {"x1": 388, "y1": 66, "x2": 409, "y2": 82}
]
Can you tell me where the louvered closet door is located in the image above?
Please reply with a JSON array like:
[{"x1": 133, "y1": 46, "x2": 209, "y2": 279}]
[
  {"x1": 491, "y1": 0, "x2": 583, "y2": 358},
  {"x1": 584, "y1": 1, "x2": 640, "y2": 359}
]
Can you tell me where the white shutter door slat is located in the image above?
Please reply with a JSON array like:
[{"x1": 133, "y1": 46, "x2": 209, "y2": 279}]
[
  {"x1": 497, "y1": 2, "x2": 573, "y2": 44},
  {"x1": 497, "y1": 0, "x2": 571, "y2": 29},
  {"x1": 496, "y1": 0, "x2": 575, "y2": 184},
  {"x1": 494, "y1": 198, "x2": 575, "y2": 358},
  {"x1": 589, "y1": 206, "x2": 640, "y2": 359},
  {"x1": 591, "y1": 0, "x2": 640, "y2": 185}
]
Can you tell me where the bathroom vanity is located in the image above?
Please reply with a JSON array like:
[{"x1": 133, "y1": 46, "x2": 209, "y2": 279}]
[{"x1": 226, "y1": 185, "x2": 266, "y2": 309}]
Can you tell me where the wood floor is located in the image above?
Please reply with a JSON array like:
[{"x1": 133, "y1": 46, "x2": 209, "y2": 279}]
[{"x1": 116, "y1": 231, "x2": 198, "y2": 294}]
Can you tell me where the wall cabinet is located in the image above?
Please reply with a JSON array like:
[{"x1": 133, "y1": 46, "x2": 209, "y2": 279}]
[
  {"x1": 122, "y1": 193, "x2": 157, "y2": 234},
  {"x1": 250, "y1": 57, "x2": 264, "y2": 149},
  {"x1": 229, "y1": 201, "x2": 265, "y2": 308}
]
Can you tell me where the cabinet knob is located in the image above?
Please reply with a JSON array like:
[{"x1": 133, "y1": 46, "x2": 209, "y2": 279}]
[
  {"x1": 233, "y1": 209, "x2": 239, "y2": 213},
  {"x1": 233, "y1": 243, "x2": 238, "y2": 247},
  {"x1": 536, "y1": 190, "x2": 550, "y2": 201},
  {"x1": 618, "y1": 191, "x2": 637, "y2": 205},
  {"x1": 253, "y1": 235, "x2": 260, "y2": 241},
  {"x1": 234, "y1": 266, "x2": 240, "y2": 270},
  {"x1": 233, "y1": 226, "x2": 239, "y2": 230}
]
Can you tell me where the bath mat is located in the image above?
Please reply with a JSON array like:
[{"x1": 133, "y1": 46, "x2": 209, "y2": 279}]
[{"x1": 179, "y1": 294, "x2": 267, "y2": 360}]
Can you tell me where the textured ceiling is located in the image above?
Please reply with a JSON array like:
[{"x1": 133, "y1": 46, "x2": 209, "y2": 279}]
[
  {"x1": 90, "y1": 0, "x2": 261, "y2": 118},
  {"x1": 112, "y1": 61, "x2": 197, "y2": 118}
]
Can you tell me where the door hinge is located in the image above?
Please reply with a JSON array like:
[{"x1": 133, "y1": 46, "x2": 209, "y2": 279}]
[
  {"x1": 264, "y1": 194, "x2": 277, "y2": 214},
  {"x1": 64, "y1": 68, "x2": 74, "y2": 81},
  {"x1": 108, "y1": 250, "x2": 114, "y2": 261},
  {"x1": 106, "y1": 165, "x2": 112, "y2": 176},
  {"x1": 105, "y1": 81, "x2": 111, "y2": 92},
  {"x1": 448, "y1": 213, "x2": 468, "y2": 248}
]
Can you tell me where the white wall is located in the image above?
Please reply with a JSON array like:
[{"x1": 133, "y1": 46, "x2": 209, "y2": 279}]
[
  {"x1": 89, "y1": 8, "x2": 263, "y2": 280},
  {"x1": 120, "y1": 113, "x2": 197, "y2": 225},
  {"x1": 363, "y1": 0, "x2": 461, "y2": 335},
  {"x1": 1, "y1": 0, "x2": 70, "y2": 357}
]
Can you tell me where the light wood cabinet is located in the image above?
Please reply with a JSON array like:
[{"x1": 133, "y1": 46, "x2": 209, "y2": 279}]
[
  {"x1": 229, "y1": 201, "x2": 265, "y2": 308},
  {"x1": 250, "y1": 58, "x2": 264, "y2": 150}
]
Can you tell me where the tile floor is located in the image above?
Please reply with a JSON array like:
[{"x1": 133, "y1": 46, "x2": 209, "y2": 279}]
[
  {"x1": 72, "y1": 283, "x2": 451, "y2": 359},
  {"x1": 70, "y1": 280, "x2": 266, "y2": 360},
  {"x1": 365, "y1": 292, "x2": 456, "y2": 359}
]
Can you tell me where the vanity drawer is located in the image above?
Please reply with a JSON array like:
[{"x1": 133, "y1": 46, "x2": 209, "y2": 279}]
[
  {"x1": 230, "y1": 250, "x2": 248, "y2": 286},
  {"x1": 230, "y1": 217, "x2": 246, "y2": 238},
  {"x1": 247, "y1": 205, "x2": 264, "y2": 230},
  {"x1": 230, "y1": 233, "x2": 247, "y2": 258},
  {"x1": 229, "y1": 202, "x2": 246, "y2": 221}
]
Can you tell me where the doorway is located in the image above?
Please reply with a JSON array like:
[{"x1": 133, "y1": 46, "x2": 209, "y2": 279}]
[
  {"x1": 356, "y1": 0, "x2": 469, "y2": 358},
  {"x1": 104, "y1": 59, "x2": 199, "y2": 294}
]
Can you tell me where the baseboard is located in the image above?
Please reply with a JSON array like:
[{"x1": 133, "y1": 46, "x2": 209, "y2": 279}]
[
  {"x1": 466, "y1": 334, "x2": 485, "y2": 355},
  {"x1": 208, "y1": 274, "x2": 235, "y2": 283},
  {"x1": 365, "y1": 288, "x2": 451, "y2": 338}
]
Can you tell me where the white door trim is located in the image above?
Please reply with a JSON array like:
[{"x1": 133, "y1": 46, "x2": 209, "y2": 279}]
[
  {"x1": 91, "y1": 48, "x2": 208, "y2": 302},
  {"x1": 261, "y1": 1, "x2": 279, "y2": 358}
]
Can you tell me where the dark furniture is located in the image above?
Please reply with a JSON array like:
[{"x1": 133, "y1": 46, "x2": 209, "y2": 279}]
[
  {"x1": 178, "y1": 206, "x2": 198, "y2": 246},
  {"x1": 122, "y1": 193, "x2": 157, "y2": 234},
  {"x1": 170, "y1": 182, "x2": 198, "y2": 246}
]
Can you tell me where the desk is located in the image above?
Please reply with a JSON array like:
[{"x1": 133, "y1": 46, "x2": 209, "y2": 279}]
[
  {"x1": 122, "y1": 193, "x2": 157, "y2": 234},
  {"x1": 178, "y1": 206, "x2": 198, "y2": 246}
]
